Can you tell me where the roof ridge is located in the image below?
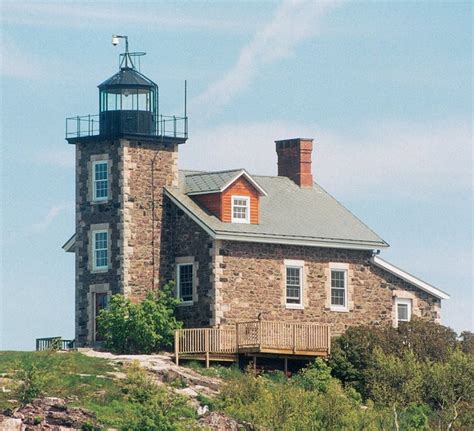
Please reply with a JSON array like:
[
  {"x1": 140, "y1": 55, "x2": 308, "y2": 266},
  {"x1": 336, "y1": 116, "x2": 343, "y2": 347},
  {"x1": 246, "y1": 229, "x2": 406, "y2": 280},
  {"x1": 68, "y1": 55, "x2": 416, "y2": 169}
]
[{"x1": 185, "y1": 168, "x2": 245, "y2": 177}]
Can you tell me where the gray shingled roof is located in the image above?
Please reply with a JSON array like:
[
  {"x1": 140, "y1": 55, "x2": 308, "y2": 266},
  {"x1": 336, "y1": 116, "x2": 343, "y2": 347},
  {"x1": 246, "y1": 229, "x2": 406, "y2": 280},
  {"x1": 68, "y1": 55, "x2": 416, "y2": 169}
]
[
  {"x1": 165, "y1": 171, "x2": 388, "y2": 250},
  {"x1": 185, "y1": 169, "x2": 267, "y2": 195}
]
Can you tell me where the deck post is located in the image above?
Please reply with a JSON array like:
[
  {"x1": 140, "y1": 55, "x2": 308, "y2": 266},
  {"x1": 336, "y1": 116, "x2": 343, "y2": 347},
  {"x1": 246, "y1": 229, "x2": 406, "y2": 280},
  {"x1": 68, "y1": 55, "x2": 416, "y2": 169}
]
[
  {"x1": 205, "y1": 329, "x2": 210, "y2": 368},
  {"x1": 292, "y1": 324, "x2": 296, "y2": 354},
  {"x1": 284, "y1": 357, "x2": 288, "y2": 376},
  {"x1": 253, "y1": 355, "x2": 257, "y2": 374},
  {"x1": 174, "y1": 330, "x2": 179, "y2": 366},
  {"x1": 235, "y1": 323, "x2": 240, "y2": 352}
]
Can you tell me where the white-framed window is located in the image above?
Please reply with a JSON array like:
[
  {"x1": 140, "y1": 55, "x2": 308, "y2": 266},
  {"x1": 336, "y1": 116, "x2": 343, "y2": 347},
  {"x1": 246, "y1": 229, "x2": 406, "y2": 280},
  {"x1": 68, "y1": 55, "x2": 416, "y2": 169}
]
[
  {"x1": 177, "y1": 263, "x2": 194, "y2": 304},
  {"x1": 231, "y1": 195, "x2": 250, "y2": 224},
  {"x1": 396, "y1": 298, "x2": 412, "y2": 323},
  {"x1": 330, "y1": 269, "x2": 347, "y2": 310},
  {"x1": 92, "y1": 230, "x2": 108, "y2": 270},
  {"x1": 285, "y1": 260, "x2": 304, "y2": 308},
  {"x1": 92, "y1": 160, "x2": 108, "y2": 201}
]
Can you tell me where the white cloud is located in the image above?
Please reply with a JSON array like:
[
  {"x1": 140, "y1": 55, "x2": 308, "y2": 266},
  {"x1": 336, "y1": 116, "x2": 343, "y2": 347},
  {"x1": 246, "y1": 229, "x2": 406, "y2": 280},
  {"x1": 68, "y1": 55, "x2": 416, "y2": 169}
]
[
  {"x1": 180, "y1": 119, "x2": 472, "y2": 200},
  {"x1": 190, "y1": 0, "x2": 339, "y2": 116},
  {"x1": 31, "y1": 204, "x2": 70, "y2": 232},
  {"x1": 1, "y1": 2, "x2": 251, "y2": 33}
]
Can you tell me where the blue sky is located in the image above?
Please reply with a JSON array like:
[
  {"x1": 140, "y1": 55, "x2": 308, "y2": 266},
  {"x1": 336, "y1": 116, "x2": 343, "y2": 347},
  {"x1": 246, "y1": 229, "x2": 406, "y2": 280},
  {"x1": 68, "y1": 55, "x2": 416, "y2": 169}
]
[{"x1": 0, "y1": 1, "x2": 472, "y2": 350}]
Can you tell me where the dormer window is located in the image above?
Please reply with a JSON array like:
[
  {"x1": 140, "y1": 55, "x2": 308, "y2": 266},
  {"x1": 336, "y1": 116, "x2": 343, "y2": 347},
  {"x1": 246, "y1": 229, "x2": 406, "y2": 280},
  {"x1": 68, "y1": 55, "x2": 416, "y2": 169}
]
[{"x1": 231, "y1": 196, "x2": 250, "y2": 224}]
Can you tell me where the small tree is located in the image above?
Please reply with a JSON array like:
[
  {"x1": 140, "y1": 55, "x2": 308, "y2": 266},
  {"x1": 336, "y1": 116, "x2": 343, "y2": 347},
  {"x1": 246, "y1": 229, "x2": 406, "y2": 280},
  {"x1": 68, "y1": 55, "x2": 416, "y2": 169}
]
[
  {"x1": 365, "y1": 348, "x2": 423, "y2": 431},
  {"x1": 423, "y1": 350, "x2": 474, "y2": 430},
  {"x1": 15, "y1": 363, "x2": 46, "y2": 405},
  {"x1": 97, "y1": 282, "x2": 182, "y2": 354}
]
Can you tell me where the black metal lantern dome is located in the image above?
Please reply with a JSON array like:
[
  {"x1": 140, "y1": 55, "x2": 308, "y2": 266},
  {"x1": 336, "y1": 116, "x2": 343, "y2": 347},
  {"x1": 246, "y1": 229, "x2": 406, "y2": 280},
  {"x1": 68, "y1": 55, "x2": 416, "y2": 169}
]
[
  {"x1": 98, "y1": 51, "x2": 158, "y2": 136},
  {"x1": 65, "y1": 36, "x2": 187, "y2": 143}
]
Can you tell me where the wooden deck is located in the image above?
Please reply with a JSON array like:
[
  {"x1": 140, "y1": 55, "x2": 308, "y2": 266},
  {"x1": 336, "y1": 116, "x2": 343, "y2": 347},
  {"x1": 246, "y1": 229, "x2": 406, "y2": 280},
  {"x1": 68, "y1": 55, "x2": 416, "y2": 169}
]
[{"x1": 175, "y1": 321, "x2": 330, "y2": 367}]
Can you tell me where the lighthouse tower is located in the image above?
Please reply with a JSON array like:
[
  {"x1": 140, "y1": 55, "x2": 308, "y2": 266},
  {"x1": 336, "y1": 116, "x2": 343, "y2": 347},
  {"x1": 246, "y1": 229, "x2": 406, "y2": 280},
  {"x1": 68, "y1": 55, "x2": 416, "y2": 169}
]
[{"x1": 66, "y1": 37, "x2": 188, "y2": 346}]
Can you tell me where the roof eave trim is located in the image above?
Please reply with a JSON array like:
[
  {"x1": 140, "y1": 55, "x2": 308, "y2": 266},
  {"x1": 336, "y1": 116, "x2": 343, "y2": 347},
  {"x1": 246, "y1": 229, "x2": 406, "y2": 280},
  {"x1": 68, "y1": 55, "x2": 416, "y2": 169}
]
[
  {"x1": 62, "y1": 233, "x2": 76, "y2": 253},
  {"x1": 164, "y1": 189, "x2": 217, "y2": 239},
  {"x1": 221, "y1": 170, "x2": 268, "y2": 196},
  {"x1": 215, "y1": 232, "x2": 386, "y2": 250},
  {"x1": 370, "y1": 255, "x2": 450, "y2": 300},
  {"x1": 187, "y1": 170, "x2": 268, "y2": 197}
]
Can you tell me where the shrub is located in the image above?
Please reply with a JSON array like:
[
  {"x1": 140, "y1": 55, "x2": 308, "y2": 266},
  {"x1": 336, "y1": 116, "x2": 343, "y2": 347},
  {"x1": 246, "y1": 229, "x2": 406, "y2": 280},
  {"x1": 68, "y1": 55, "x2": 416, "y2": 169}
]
[
  {"x1": 459, "y1": 331, "x2": 474, "y2": 355},
  {"x1": 14, "y1": 363, "x2": 46, "y2": 405},
  {"x1": 97, "y1": 282, "x2": 182, "y2": 354},
  {"x1": 120, "y1": 362, "x2": 196, "y2": 431},
  {"x1": 291, "y1": 358, "x2": 332, "y2": 392},
  {"x1": 329, "y1": 319, "x2": 459, "y2": 397}
]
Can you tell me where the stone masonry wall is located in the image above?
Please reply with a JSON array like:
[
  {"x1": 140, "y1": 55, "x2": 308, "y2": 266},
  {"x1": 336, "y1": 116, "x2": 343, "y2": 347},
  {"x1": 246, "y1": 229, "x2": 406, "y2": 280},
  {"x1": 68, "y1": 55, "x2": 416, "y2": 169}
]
[
  {"x1": 122, "y1": 140, "x2": 178, "y2": 301},
  {"x1": 75, "y1": 138, "x2": 179, "y2": 345},
  {"x1": 215, "y1": 241, "x2": 440, "y2": 335},
  {"x1": 75, "y1": 140, "x2": 123, "y2": 345},
  {"x1": 160, "y1": 195, "x2": 214, "y2": 327}
]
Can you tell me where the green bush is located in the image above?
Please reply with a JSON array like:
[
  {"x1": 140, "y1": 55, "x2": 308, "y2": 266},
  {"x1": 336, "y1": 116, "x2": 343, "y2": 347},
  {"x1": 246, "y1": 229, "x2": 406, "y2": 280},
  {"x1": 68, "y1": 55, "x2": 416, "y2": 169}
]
[
  {"x1": 120, "y1": 362, "x2": 196, "y2": 431},
  {"x1": 97, "y1": 282, "x2": 182, "y2": 354},
  {"x1": 328, "y1": 319, "x2": 459, "y2": 397},
  {"x1": 291, "y1": 358, "x2": 332, "y2": 392},
  {"x1": 14, "y1": 363, "x2": 46, "y2": 405}
]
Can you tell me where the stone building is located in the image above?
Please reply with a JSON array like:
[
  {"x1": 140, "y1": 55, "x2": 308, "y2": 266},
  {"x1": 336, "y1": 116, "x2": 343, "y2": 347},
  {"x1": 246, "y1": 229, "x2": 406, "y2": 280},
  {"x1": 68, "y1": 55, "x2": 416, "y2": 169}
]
[{"x1": 63, "y1": 42, "x2": 449, "y2": 347}]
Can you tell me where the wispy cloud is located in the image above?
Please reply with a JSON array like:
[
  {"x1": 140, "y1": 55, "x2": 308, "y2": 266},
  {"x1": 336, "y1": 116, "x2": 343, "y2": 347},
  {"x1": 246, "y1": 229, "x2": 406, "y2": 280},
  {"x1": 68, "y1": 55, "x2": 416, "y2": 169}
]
[
  {"x1": 1, "y1": 2, "x2": 252, "y2": 33},
  {"x1": 31, "y1": 204, "x2": 70, "y2": 232},
  {"x1": 181, "y1": 119, "x2": 472, "y2": 200},
  {"x1": 190, "y1": 0, "x2": 339, "y2": 116}
]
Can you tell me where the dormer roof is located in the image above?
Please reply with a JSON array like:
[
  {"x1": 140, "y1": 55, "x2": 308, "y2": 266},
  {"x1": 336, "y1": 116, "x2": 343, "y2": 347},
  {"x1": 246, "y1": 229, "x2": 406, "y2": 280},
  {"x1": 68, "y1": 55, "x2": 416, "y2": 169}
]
[{"x1": 185, "y1": 169, "x2": 267, "y2": 196}]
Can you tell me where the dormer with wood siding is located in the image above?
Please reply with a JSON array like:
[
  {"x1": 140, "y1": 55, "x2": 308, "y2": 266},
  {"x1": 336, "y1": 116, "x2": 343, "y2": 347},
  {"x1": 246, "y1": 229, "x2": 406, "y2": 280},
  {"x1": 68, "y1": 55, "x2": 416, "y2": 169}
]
[{"x1": 185, "y1": 170, "x2": 266, "y2": 225}]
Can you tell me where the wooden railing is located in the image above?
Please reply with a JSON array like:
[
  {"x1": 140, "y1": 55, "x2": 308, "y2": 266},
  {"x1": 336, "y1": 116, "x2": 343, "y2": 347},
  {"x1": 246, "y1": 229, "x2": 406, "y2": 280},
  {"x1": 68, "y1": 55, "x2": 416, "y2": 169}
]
[
  {"x1": 36, "y1": 337, "x2": 76, "y2": 351},
  {"x1": 236, "y1": 321, "x2": 330, "y2": 354},
  {"x1": 175, "y1": 321, "x2": 330, "y2": 366}
]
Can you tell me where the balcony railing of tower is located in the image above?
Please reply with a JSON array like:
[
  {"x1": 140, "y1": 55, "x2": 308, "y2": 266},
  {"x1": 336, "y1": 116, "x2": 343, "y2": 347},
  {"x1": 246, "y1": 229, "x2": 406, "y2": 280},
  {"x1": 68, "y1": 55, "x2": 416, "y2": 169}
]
[{"x1": 65, "y1": 114, "x2": 188, "y2": 139}]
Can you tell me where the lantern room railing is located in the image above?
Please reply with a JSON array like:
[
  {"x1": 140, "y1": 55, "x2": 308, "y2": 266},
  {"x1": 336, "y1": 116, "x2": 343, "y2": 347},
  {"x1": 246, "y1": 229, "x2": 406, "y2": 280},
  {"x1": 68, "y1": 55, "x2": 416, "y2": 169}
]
[{"x1": 65, "y1": 114, "x2": 188, "y2": 139}]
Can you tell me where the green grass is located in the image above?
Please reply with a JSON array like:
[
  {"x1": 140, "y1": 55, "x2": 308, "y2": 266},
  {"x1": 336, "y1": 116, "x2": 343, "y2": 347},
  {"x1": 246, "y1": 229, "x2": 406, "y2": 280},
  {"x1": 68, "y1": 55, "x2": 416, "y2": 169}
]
[
  {"x1": 183, "y1": 360, "x2": 242, "y2": 380},
  {"x1": 0, "y1": 351, "x2": 133, "y2": 427}
]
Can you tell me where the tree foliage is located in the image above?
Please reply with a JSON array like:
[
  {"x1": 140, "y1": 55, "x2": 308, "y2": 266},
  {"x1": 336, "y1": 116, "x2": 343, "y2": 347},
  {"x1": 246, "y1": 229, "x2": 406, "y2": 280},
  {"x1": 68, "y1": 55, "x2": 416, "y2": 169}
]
[{"x1": 97, "y1": 282, "x2": 182, "y2": 354}]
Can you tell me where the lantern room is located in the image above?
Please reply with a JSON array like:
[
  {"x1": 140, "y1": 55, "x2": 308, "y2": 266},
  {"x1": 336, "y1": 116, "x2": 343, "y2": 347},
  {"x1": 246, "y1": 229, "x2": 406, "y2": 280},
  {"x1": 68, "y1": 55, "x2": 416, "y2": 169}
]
[
  {"x1": 65, "y1": 35, "x2": 188, "y2": 143},
  {"x1": 98, "y1": 39, "x2": 158, "y2": 136}
]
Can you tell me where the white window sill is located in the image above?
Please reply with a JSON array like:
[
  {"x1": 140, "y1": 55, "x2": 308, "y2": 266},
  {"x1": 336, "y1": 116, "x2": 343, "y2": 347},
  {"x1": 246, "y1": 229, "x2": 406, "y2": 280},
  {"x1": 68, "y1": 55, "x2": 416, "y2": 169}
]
[
  {"x1": 91, "y1": 267, "x2": 109, "y2": 273},
  {"x1": 91, "y1": 199, "x2": 109, "y2": 205},
  {"x1": 231, "y1": 219, "x2": 250, "y2": 224},
  {"x1": 177, "y1": 301, "x2": 194, "y2": 307},
  {"x1": 330, "y1": 306, "x2": 349, "y2": 313},
  {"x1": 286, "y1": 303, "x2": 304, "y2": 310}
]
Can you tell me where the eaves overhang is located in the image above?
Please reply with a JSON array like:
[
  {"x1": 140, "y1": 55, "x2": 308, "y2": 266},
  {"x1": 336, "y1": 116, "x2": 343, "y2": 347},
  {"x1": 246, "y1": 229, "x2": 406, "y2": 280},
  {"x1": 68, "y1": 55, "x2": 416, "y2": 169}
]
[
  {"x1": 165, "y1": 188, "x2": 388, "y2": 251},
  {"x1": 371, "y1": 255, "x2": 450, "y2": 300}
]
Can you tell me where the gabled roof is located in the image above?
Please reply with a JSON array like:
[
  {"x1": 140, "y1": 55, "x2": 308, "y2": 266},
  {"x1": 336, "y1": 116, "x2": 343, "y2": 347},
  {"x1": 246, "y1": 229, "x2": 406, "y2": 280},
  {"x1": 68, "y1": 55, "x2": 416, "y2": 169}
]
[
  {"x1": 185, "y1": 169, "x2": 267, "y2": 196},
  {"x1": 370, "y1": 255, "x2": 450, "y2": 300},
  {"x1": 62, "y1": 233, "x2": 76, "y2": 253},
  {"x1": 165, "y1": 171, "x2": 389, "y2": 250}
]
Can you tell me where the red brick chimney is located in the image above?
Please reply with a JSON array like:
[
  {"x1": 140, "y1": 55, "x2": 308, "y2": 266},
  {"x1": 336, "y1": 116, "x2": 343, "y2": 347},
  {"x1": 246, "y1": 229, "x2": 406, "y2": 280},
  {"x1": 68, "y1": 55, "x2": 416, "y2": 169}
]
[{"x1": 275, "y1": 138, "x2": 314, "y2": 188}]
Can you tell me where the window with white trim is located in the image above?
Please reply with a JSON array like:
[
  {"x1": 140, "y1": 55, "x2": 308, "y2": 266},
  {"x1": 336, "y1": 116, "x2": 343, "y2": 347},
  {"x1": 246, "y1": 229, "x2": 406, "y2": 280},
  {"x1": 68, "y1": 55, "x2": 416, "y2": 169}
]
[
  {"x1": 177, "y1": 263, "x2": 194, "y2": 303},
  {"x1": 396, "y1": 298, "x2": 412, "y2": 323},
  {"x1": 92, "y1": 160, "x2": 108, "y2": 201},
  {"x1": 285, "y1": 265, "x2": 303, "y2": 306},
  {"x1": 92, "y1": 230, "x2": 108, "y2": 270},
  {"x1": 231, "y1": 196, "x2": 250, "y2": 223},
  {"x1": 330, "y1": 269, "x2": 347, "y2": 309}
]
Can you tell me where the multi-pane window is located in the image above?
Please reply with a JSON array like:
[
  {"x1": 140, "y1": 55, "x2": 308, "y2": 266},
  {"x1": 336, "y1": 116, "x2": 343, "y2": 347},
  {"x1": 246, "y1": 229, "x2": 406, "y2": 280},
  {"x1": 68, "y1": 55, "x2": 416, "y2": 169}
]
[
  {"x1": 286, "y1": 266, "x2": 302, "y2": 305},
  {"x1": 331, "y1": 269, "x2": 347, "y2": 308},
  {"x1": 93, "y1": 230, "x2": 108, "y2": 270},
  {"x1": 93, "y1": 161, "x2": 108, "y2": 201},
  {"x1": 396, "y1": 298, "x2": 412, "y2": 323},
  {"x1": 231, "y1": 196, "x2": 250, "y2": 223},
  {"x1": 177, "y1": 263, "x2": 193, "y2": 303}
]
